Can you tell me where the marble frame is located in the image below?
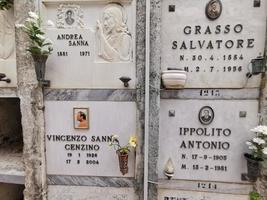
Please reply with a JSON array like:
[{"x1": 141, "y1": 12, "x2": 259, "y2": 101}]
[
  {"x1": 73, "y1": 107, "x2": 89, "y2": 129},
  {"x1": 56, "y1": 4, "x2": 84, "y2": 29}
]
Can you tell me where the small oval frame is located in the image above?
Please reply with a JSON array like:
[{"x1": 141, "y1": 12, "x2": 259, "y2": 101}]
[
  {"x1": 198, "y1": 106, "x2": 214, "y2": 125},
  {"x1": 205, "y1": 0, "x2": 223, "y2": 21}
]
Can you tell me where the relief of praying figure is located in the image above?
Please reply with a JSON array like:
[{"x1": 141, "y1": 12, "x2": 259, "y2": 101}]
[
  {"x1": 0, "y1": 9, "x2": 15, "y2": 60},
  {"x1": 96, "y1": 3, "x2": 132, "y2": 62}
]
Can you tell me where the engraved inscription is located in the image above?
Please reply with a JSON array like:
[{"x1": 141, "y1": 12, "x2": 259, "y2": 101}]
[
  {"x1": 159, "y1": 100, "x2": 258, "y2": 182},
  {"x1": 161, "y1": 0, "x2": 266, "y2": 88},
  {"x1": 44, "y1": 1, "x2": 136, "y2": 88}
]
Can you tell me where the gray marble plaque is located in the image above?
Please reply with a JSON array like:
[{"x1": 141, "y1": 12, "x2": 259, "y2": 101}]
[
  {"x1": 159, "y1": 189, "x2": 249, "y2": 200},
  {"x1": 45, "y1": 101, "x2": 136, "y2": 177},
  {"x1": 48, "y1": 186, "x2": 136, "y2": 200},
  {"x1": 159, "y1": 100, "x2": 258, "y2": 182},
  {"x1": 161, "y1": 0, "x2": 267, "y2": 88},
  {"x1": 41, "y1": 1, "x2": 136, "y2": 88}
]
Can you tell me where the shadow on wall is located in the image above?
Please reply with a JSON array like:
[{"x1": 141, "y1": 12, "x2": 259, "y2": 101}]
[
  {"x1": 0, "y1": 98, "x2": 23, "y2": 152},
  {"x1": 0, "y1": 183, "x2": 24, "y2": 200}
]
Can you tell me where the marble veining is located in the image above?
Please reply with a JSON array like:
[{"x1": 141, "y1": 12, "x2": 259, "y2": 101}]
[
  {"x1": 44, "y1": 89, "x2": 136, "y2": 101},
  {"x1": 47, "y1": 175, "x2": 135, "y2": 187}
]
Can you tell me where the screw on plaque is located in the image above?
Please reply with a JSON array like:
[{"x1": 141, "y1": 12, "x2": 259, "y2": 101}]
[
  {"x1": 254, "y1": 0, "x2": 261, "y2": 7},
  {"x1": 239, "y1": 111, "x2": 247, "y2": 118},
  {"x1": 169, "y1": 110, "x2": 175, "y2": 117},
  {"x1": 169, "y1": 5, "x2": 175, "y2": 12}
]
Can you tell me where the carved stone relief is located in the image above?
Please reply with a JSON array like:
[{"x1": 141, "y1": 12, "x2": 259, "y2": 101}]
[
  {"x1": 96, "y1": 3, "x2": 132, "y2": 62},
  {"x1": 56, "y1": 4, "x2": 84, "y2": 29},
  {"x1": 0, "y1": 9, "x2": 15, "y2": 60}
]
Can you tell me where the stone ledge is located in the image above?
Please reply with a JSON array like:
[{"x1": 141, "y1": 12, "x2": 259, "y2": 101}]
[
  {"x1": 47, "y1": 175, "x2": 135, "y2": 187},
  {"x1": 160, "y1": 88, "x2": 259, "y2": 100},
  {"x1": 0, "y1": 88, "x2": 18, "y2": 98},
  {"x1": 158, "y1": 179, "x2": 252, "y2": 195},
  {"x1": 0, "y1": 146, "x2": 24, "y2": 185},
  {"x1": 44, "y1": 89, "x2": 136, "y2": 101}
]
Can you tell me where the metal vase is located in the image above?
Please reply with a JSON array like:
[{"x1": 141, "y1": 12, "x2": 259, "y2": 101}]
[
  {"x1": 244, "y1": 153, "x2": 262, "y2": 181},
  {"x1": 117, "y1": 151, "x2": 129, "y2": 175},
  {"x1": 32, "y1": 54, "x2": 48, "y2": 81}
]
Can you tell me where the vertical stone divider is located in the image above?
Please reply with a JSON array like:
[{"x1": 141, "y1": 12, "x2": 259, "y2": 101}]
[
  {"x1": 14, "y1": 0, "x2": 47, "y2": 200},
  {"x1": 149, "y1": 0, "x2": 161, "y2": 199},
  {"x1": 258, "y1": 20, "x2": 267, "y2": 200},
  {"x1": 135, "y1": 0, "x2": 146, "y2": 199}
]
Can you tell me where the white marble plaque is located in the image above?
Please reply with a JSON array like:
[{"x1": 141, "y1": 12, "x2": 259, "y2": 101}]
[
  {"x1": 159, "y1": 189, "x2": 249, "y2": 200},
  {"x1": 0, "y1": 8, "x2": 16, "y2": 87},
  {"x1": 159, "y1": 100, "x2": 258, "y2": 182},
  {"x1": 161, "y1": 0, "x2": 267, "y2": 88},
  {"x1": 45, "y1": 101, "x2": 136, "y2": 177},
  {"x1": 48, "y1": 186, "x2": 136, "y2": 200},
  {"x1": 41, "y1": 1, "x2": 136, "y2": 88}
]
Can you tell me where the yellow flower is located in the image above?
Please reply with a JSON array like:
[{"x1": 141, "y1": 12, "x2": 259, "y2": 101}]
[{"x1": 129, "y1": 136, "x2": 137, "y2": 148}]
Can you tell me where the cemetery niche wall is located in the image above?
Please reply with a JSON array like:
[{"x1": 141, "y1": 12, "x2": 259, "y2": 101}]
[
  {"x1": 157, "y1": 0, "x2": 267, "y2": 200},
  {"x1": 41, "y1": 0, "x2": 141, "y2": 199},
  {"x1": 2, "y1": 0, "x2": 266, "y2": 199}
]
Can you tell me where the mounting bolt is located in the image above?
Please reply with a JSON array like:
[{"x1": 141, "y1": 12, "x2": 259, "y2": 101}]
[
  {"x1": 169, "y1": 110, "x2": 175, "y2": 117},
  {"x1": 254, "y1": 0, "x2": 261, "y2": 7},
  {"x1": 239, "y1": 111, "x2": 247, "y2": 118},
  {"x1": 169, "y1": 5, "x2": 175, "y2": 12}
]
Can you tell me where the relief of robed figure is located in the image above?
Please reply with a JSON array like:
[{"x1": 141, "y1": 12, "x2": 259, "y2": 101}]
[
  {"x1": 96, "y1": 3, "x2": 132, "y2": 62},
  {"x1": 0, "y1": 9, "x2": 15, "y2": 60}
]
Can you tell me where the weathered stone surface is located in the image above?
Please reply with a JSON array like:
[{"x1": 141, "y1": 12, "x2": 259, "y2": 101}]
[
  {"x1": 0, "y1": 147, "x2": 24, "y2": 184},
  {"x1": 134, "y1": 0, "x2": 146, "y2": 199},
  {"x1": 15, "y1": 0, "x2": 47, "y2": 199},
  {"x1": 257, "y1": 17, "x2": 267, "y2": 200},
  {"x1": 149, "y1": 0, "x2": 162, "y2": 198},
  {"x1": 0, "y1": 88, "x2": 17, "y2": 97}
]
